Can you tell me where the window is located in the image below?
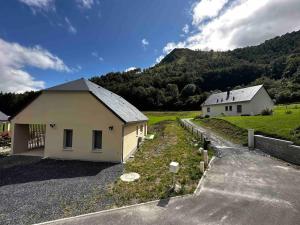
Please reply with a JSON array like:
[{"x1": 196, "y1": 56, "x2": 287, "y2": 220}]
[
  {"x1": 229, "y1": 106, "x2": 232, "y2": 111},
  {"x1": 140, "y1": 125, "x2": 143, "y2": 132},
  {"x1": 207, "y1": 107, "x2": 210, "y2": 112},
  {"x1": 136, "y1": 126, "x2": 138, "y2": 136},
  {"x1": 92, "y1": 130, "x2": 102, "y2": 150},
  {"x1": 225, "y1": 106, "x2": 228, "y2": 111},
  {"x1": 63, "y1": 129, "x2": 73, "y2": 149},
  {"x1": 237, "y1": 105, "x2": 242, "y2": 113}
]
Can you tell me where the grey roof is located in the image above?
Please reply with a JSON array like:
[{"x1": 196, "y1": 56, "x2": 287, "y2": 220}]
[
  {"x1": 45, "y1": 78, "x2": 148, "y2": 123},
  {"x1": 202, "y1": 85, "x2": 264, "y2": 106},
  {"x1": 0, "y1": 111, "x2": 9, "y2": 121}
]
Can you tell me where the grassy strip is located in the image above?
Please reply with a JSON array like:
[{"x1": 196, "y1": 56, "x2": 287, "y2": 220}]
[
  {"x1": 108, "y1": 121, "x2": 206, "y2": 207},
  {"x1": 144, "y1": 111, "x2": 201, "y2": 125},
  {"x1": 222, "y1": 104, "x2": 300, "y2": 145},
  {"x1": 193, "y1": 118, "x2": 248, "y2": 145}
]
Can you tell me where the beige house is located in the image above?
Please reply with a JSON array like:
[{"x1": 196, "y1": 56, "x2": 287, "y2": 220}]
[
  {"x1": 202, "y1": 85, "x2": 274, "y2": 117},
  {"x1": 10, "y1": 78, "x2": 148, "y2": 163}
]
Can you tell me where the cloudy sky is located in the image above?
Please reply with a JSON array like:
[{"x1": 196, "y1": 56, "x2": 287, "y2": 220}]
[{"x1": 0, "y1": 0, "x2": 300, "y2": 92}]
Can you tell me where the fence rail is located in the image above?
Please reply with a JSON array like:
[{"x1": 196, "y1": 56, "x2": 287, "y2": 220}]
[{"x1": 178, "y1": 119, "x2": 210, "y2": 149}]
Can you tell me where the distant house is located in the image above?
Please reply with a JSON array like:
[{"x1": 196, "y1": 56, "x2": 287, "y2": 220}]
[
  {"x1": 0, "y1": 110, "x2": 10, "y2": 133},
  {"x1": 202, "y1": 85, "x2": 274, "y2": 117},
  {"x1": 10, "y1": 78, "x2": 148, "y2": 162}
]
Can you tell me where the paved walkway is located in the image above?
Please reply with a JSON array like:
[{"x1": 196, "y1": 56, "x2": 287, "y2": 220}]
[{"x1": 39, "y1": 119, "x2": 300, "y2": 225}]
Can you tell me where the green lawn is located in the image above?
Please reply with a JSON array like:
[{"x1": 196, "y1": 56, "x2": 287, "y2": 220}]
[
  {"x1": 144, "y1": 111, "x2": 201, "y2": 125},
  {"x1": 108, "y1": 120, "x2": 208, "y2": 207},
  {"x1": 193, "y1": 118, "x2": 248, "y2": 145},
  {"x1": 218, "y1": 104, "x2": 300, "y2": 145}
]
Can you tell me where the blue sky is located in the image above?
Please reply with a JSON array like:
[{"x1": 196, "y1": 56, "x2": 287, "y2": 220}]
[
  {"x1": 0, "y1": 0, "x2": 299, "y2": 92},
  {"x1": 0, "y1": 0, "x2": 194, "y2": 89}
]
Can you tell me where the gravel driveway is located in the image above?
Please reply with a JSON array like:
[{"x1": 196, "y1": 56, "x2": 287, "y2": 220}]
[{"x1": 0, "y1": 155, "x2": 123, "y2": 225}]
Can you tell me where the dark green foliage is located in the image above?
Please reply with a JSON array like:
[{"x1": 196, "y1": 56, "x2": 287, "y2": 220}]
[
  {"x1": 0, "y1": 91, "x2": 40, "y2": 117},
  {"x1": 1, "y1": 30, "x2": 300, "y2": 114},
  {"x1": 261, "y1": 108, "x2": 273, "y2": 115}
]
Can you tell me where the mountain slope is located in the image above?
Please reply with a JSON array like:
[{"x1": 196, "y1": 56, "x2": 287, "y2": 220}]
[{"x1": 90, "y1": 30, "x2": 300, "y2": 110}]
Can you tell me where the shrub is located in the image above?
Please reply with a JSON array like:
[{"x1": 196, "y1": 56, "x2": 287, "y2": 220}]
[
  {"x1": 194, "y1": 115, "x2": 203, "y2": 120},
  {"x1": 261, "y1": 108, "x2": 273, "y2": 115},
  {"x1": 204, "y1": 115, "x2": 210, "y2": 118},
  {"x1": 285, "y1": 110, "x2": 292, "y2": 114}
]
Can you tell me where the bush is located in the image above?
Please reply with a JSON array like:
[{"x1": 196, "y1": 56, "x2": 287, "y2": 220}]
[
  {"x1": 285, "y1": 110, "x2": 292, "y2": 114},
  {"x1": 204, "y1": 115, "x2": 210, "y2": 118},
  {"x1": 194, "y1": 115, "x2": 204, "y2": 120},
  {"x1": 261, "y1": 108, "x2": 273, "y2": 115}
]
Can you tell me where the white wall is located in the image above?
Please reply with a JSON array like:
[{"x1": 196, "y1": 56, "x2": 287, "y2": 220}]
[
  {"x1": 248, "y1": 87, "x2": 274, "y2": 115},
  {"x1": 202, "y1": 101, "x2": 251, "y2": 117}
]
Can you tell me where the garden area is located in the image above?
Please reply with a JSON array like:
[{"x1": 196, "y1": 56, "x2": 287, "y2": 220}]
[{"x1": 108, "y1": 119, "x2": 208, "y2": 207}]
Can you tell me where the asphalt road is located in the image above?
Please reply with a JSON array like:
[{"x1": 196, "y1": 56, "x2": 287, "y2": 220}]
[{"x1": 38, "y1": 119, "x2": 300, "y2": 225}]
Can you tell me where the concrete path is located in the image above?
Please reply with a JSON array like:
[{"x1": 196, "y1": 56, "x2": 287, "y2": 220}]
[{"x1": 38, "y1": 119, "x2": 300, "y2": 225}]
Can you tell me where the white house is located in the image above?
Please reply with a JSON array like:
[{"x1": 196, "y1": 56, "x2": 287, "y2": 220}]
[{"x1": 202, "y1": 85, "x2": 274, "y2": 117}]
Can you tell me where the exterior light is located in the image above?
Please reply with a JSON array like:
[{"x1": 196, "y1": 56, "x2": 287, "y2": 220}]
[
  {"x1": 109, "y1": 126, "x2": 114, "y2": 131},
  {"x1": 50, "y1": 123, "x2": 56, "y2": 128}
]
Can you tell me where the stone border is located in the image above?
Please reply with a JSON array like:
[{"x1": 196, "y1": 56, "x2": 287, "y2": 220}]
[{"x1": 194, "y1": 156, "x2": 216, "y2": 195}]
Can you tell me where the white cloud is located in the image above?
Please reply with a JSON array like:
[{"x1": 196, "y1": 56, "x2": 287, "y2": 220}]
[
  {"x1": 182, "y1": 24, "x2": 189, "y2": 34},
  {"x1": 91, "y1": 51, "x2": 104, "y2": 61},
  {"x1": 19, "y1": 0, "x2": 55, "y2": 12},
  {"x1": 142, "y1": 38, "x2": 149, "y2": 47},
  {"x1": 0, "y1": 38, "x2": 70, "y2": 93},
  {"x1": 161, "y1": 0, "x2": 300, "y2": 55},
  {"x1": 125, "y1": 67, "x2": 137, "y2": 72},
  {"x1": 76, "y1": 0, "x2": 95, "y2": 9},
  {"x1": 192, "y1": 0, "x2": 228, "y2": 25},
  {"x1": 155, "y1": 55, "x2": 164, "y2": 64},
  {"x1": 65, "y1": 17, "x2": 77, "y2": 34}
]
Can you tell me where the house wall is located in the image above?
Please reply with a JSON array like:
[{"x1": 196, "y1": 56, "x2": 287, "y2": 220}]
[
  {"x1": 11, "y1": 91, "x2": 125, "y2": 162},
  {"x1": 248, "y1": 87, "x2": 274, "y2": 115},
  {"x1": 123, "y1": 122, "x2": 147, "y2": 161},
  {"x1": 202, "y1": 101, "x2": 252, "y2": 117},
  {"x1": 202, "y1": 87, "x2": 274, "y2": 117},
  {"x1": 11, "y1": 124, "x2": 29, "y2": 153}
]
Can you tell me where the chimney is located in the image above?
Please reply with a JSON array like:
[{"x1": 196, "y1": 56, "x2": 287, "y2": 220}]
[{"x1": 226, "y1": 90, "x2": 230, "y2": 99}]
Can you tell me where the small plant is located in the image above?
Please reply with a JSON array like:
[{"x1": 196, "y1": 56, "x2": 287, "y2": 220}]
[
  {"x1": 261, "y1": 108, "x2": 273, "y2": 115},
  {"x1": 194, "y1": 115, "x2": 204, "y2": 120},
  {"x1": 285, "y1": 110, "x2": 292, "y2": 114}
]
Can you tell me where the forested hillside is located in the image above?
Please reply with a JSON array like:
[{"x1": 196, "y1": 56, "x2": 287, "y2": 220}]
[
  {"x1": 1, "y1": 30, "x2": 300, "y2": 115},
  {"x1": 91, "y1": 30, "x2": 300, "y2": 110}
]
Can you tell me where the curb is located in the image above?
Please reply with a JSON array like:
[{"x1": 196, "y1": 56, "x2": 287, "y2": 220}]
[
  {"x1": 34, "y1": 194, "x2": 194, "y2": 225},
  {"x1": 194, "y1": 156, "x2": 216, "y2": 195}
]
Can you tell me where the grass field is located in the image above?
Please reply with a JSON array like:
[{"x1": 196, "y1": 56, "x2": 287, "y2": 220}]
[
  {"x1": 144, "y1": 111, "x2": 201, "y2": 125},
  {"x1": 222, "y1": 104, "x2": 300, "y2": 144},
  {"x1": 193, "y1": 118, "x2": 248, "y2": 145},
  {"x1": 108, "y1": 120, "x2": 208, "y2": 207},
  {"x1": 194, "y1": 104, "x2": 300, "y2": 145}
]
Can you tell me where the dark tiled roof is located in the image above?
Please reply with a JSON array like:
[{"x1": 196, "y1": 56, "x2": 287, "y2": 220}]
[
  {"x1": 0, "y1": 111, "x2": 9, "y2": 121},
  {"x1": 45, "y1": 78, "x2": 148, "y2": 123},
  {"x1": 202, "y1": 85, "x2": 263, "y2": 106}
]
